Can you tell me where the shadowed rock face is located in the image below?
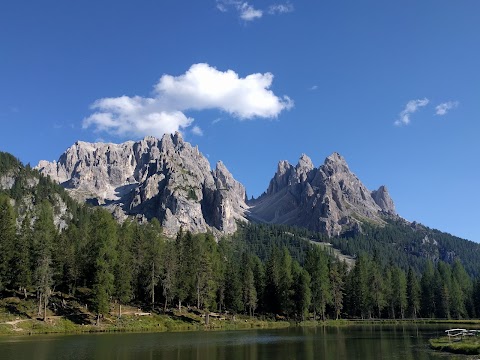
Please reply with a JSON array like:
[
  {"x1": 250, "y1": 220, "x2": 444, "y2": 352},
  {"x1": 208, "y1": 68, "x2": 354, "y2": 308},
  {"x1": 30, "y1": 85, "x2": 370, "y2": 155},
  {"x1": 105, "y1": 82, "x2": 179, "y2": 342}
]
[
  {"x1": 36, "y1": 133, "x2": 248, "y2": 237},
  {"x1": 248, "y1": 152, "x2": 396, "y2": 236}
]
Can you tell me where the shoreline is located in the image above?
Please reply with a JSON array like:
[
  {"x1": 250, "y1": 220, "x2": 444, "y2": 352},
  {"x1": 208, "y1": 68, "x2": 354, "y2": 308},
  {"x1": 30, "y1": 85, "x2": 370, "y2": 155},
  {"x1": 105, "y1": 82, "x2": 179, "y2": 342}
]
[{"x1": 1, "y1": 314, "x2": 479, "y2": 337}]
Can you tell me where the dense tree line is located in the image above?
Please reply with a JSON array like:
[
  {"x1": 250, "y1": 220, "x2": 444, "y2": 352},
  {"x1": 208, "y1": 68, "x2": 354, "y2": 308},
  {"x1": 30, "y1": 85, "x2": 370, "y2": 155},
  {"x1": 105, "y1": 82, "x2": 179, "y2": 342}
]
[{"x1": 2, "y1": 191, "x2": 480, "y2": 321}]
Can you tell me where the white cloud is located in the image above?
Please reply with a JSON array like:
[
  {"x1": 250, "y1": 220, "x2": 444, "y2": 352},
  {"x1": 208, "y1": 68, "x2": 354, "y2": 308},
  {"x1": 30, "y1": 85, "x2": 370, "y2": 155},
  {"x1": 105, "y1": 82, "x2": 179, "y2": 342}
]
[
  {"x1": 268, "y1": 3, "x2": 294, "y2": 14},
  {"x1": 239, "y1": 3, "x2": 263, "y2": 21},
  {"x1": 435, "y1": 101, "x2": 459, "y2": 116},
  {"x1": 217, "y1": 1, "x2": 292, "y2": 21},
  {"x1": 83, "y1": 63, "x2": 293, "y2": 138},
  {"x1": 191, "y1": 126, "x2": 204, "y2": 136},
  {"x1": 394, "y1": 98, "x2": 429, "y2": 126},
  {"x1": 310, "y1": 85, "x2": 318, "y2": 91},
  {"x1": 212, "y1": 117, "x2": 222, "y2": 124}
]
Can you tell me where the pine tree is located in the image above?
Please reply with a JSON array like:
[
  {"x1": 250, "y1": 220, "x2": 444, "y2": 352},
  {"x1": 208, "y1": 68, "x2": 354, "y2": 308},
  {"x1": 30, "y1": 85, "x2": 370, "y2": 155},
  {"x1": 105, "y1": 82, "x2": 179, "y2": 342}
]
[
  {"x1": 90, "y1": 209, "x2": 118, "y2": 324},
  {"x1": 114, "y1": 221, "x2": 134, "y2": 316},
  {"x1": 391, "y1": 266, "x2": 407, "y2": 319},
  {"x1": 420, "y1": 260, "x2": 435, "y2": 317},
  {"x1": 161, "y1": 240, "x2": 178, "y2": 312},
  {"x1": 278, "y1": 247, "x2": 293, "y2": 315},
  {"x1": 0, "y1": 195, "x2": 17, "y2": 291},
  {"x1": 292, "y1": 261, "x2": 311, "y2": 321},
  {"x1": 305, "y1": 247, "x2": 331, "y2": 320},
  {"x1": 11, "y1": 213, "x2": 33, "y2": 296},
  {"x1": 242, "y1": 256, "x2": 257, "y2": 317},
  {"x1": 406, "y1": 267, "x2": 421, "y2": 318},
  {"x1": 32, "y1": 201, "x2": 56, "y2": 321},
  {"x1": 369, "y1": 256, "x2": 385, "y2": 318},
  {"x1": 330, "y1": 259, "x2": 345, "y2": 320},
  {"x1": 143, "y1": 219, "x2": 164, "y2": 310}
]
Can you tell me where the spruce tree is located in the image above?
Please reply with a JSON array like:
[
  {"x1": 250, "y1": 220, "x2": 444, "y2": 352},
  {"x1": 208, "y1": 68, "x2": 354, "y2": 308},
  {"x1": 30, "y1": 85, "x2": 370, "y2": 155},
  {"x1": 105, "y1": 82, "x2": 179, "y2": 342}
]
[
  {"x1": 32, "y1": 201, "x2": 56, "y2": 321},
  {"x1": 0, "y1": 195, "x2": 16, "y2": 291},
  {"x1": 90, "y1": 209, "x2": 118, "y2": 324}
]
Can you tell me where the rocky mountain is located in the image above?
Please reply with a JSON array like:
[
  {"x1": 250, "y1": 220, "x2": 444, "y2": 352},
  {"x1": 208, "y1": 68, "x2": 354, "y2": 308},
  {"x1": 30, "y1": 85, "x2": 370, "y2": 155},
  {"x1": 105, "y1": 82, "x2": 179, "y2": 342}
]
[
  {"x1": 248, "y1": 152, "x2": 396, "y2": 236},
  {"x1": 36, "y1": 134, "x2": 396, "y2": 238},
  {"x1": 36, "y1": 133, "x2": 248, "y2": 237}
]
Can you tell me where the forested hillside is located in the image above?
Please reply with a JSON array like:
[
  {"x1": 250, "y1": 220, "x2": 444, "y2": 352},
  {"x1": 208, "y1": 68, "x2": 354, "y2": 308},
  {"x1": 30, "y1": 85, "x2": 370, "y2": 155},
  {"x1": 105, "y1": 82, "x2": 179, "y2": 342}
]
[
  {"x1": 331, "y1": 219, "x2": 480, "y2": 276},
  {"x1": 1, "y1": 151, "x2": 480, "y2": 324}
]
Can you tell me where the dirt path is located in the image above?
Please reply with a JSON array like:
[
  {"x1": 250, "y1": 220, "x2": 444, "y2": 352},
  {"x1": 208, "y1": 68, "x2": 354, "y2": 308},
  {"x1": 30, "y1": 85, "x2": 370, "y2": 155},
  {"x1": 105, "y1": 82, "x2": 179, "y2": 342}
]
[{"x1": 2, "y1": 319, "x2": 31, "y2": 332}]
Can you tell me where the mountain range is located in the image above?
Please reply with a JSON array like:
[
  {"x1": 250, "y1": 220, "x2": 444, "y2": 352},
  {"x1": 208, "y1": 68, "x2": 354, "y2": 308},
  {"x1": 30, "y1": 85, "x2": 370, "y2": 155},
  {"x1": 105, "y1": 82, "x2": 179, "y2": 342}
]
[{"x1": 36, "y1": 132, "x2": 396, "y2": 237}]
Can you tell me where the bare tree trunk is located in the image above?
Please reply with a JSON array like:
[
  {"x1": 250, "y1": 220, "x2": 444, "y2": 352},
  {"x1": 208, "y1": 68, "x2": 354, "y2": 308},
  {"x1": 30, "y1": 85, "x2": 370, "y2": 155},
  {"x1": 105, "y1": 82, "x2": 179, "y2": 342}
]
[
  {"x1": 151, "y1": 262, "x2": 155, "y2": 310},
  {"x1": 197, "y1": 280, "x2": 200, "y2": 309},
  {"x1": 43, "y1": 293, "x2": 47, "y2": 321},
  {"x1": 38, "y1": 295, "x2": 42, "y2": 317}
]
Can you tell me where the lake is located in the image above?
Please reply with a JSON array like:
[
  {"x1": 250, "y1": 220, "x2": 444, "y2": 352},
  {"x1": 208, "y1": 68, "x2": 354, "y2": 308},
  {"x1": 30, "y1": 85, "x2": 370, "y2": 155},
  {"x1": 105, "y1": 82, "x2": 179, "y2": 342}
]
[{"x1": 0, "y1": 325, "x2": 464, "y2": 360}]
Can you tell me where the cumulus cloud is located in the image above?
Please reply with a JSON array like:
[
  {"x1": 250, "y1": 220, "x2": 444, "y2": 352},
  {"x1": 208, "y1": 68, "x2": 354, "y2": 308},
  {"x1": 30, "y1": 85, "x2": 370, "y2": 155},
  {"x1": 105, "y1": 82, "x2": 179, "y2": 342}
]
[
  {"x1": 83, "y1": 63, "x2": 293, "y2": 138},
  {"x1": 435, "y1": 101, "x2": 459, "y2": 116},
  {"x1": 268, "y1": 3, "x2": 294, "y2": 14},
  {"x1": 239, "y1": 3, "x2": 263, "y2": 20},
  {"x1": 191, "y1": 126, "x2": 204, "y2": 136},
  {"x1": 394, "y1": 98, "x2": 429, "y2": 126},
  {"x1": 216, "y1": 1, "x2": 292, "y2": 21}
]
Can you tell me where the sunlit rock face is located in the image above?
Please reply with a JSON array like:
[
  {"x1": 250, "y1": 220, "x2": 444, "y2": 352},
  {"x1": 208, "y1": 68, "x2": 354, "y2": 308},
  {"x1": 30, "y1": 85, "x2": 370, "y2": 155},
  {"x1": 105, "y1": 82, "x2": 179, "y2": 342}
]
[{"x1": 36, "y1": 133, "x2": 248, "y2": 237}]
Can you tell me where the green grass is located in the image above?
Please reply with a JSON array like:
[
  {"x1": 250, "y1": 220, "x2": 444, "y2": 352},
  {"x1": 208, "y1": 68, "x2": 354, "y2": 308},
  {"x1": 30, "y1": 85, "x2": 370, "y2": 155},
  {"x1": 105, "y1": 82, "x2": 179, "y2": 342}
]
[{"x1": 430, "y1": 337, "x2": 480, "y2": 355}]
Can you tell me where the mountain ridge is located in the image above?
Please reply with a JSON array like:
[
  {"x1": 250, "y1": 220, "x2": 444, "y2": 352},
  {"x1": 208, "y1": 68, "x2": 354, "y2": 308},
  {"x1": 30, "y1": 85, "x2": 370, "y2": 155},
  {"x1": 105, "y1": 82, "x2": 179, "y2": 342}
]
[{"x1": 37, "y1": 134, "x2": 394, "y2": 237}]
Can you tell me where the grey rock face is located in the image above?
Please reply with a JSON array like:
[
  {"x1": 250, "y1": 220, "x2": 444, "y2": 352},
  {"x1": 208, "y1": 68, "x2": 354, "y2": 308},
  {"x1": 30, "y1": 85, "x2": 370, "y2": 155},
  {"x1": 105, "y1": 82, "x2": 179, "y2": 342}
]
[
  {"x1": 249, "y1": 152, "x2": 396, "y2": 236},
  {"x1": 36, "y1": 133, "x2": 248, "y2": 237},
  {"x1": 371, "y1": 185, "x2": 396, "y2": 214}
]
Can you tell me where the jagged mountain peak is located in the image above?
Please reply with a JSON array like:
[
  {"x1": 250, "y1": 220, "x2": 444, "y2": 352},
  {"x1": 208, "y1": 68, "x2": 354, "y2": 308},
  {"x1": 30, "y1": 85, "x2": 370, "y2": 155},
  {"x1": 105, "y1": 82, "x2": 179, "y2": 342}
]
[
  {"x1": 250, "y1": 152, "x2": 396, "y2": 236},
  {"x1": 36, "y1": 135, "x2": 248, "y2": 237},
  {"x1": 296, "y1": 153, "x2": 314, "y2": 171},
  {"x1": 371, "y1": 185, "x2": 396, "y2": 215}
]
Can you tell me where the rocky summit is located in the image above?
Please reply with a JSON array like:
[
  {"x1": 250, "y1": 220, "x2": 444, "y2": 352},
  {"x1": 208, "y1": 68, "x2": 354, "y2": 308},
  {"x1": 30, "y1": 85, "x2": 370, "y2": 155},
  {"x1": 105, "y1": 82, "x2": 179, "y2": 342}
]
[
  {"x1": 36, "y1": 133, "x2": 248, "y2": 237},
  {"x1": 248, "y1": 152, "x2": 396, "y2": 236},
  {"x1": 37, "y1": 135, "x2": 396, "y2": 238}
]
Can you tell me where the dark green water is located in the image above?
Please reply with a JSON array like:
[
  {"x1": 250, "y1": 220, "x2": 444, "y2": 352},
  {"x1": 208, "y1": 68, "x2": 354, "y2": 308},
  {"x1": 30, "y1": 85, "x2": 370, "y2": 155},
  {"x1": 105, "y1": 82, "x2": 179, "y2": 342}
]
[{"x1": 0, "y1": 325, "x2": 467, "y2": 360}]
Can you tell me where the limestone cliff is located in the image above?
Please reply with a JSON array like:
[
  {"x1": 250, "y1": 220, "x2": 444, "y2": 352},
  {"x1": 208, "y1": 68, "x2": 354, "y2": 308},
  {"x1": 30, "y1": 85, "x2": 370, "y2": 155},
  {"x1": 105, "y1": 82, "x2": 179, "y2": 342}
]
[
  {"x1": 248, "y1": 152, "x2": 396, "y2": 236},
  {"x1": 36, "y1": 133, "x2": 248, "y2": 237}
]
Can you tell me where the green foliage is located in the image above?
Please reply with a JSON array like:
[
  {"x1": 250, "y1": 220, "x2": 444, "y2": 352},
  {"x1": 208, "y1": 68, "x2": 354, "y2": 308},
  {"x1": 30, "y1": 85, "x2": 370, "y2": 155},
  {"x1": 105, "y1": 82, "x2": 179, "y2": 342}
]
[
  {"x1": 0, "y1": 152, "x2": 21, "y2": 174},
  {"x1": 332, "y1": 219, "x2": 480, "y2": 277},
  {"x1": 90, "y1": 209, "x2": 118, "y2": 317},
  {"x1": 0, "y1": 194, "x2": 16, "y2": 291}
]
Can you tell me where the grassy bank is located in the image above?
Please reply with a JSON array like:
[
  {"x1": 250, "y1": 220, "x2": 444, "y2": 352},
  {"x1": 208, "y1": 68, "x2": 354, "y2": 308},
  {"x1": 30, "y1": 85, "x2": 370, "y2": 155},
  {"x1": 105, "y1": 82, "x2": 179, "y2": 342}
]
[
  {"x1": 429, "y1": 337, "x2": 480, "y2": 355},
  {"x1": 2, "y1": 294, "x2": 480, "y2": 337},
  {"x1": 0, "y1": 296, "x2": 290, "y2": 336}
]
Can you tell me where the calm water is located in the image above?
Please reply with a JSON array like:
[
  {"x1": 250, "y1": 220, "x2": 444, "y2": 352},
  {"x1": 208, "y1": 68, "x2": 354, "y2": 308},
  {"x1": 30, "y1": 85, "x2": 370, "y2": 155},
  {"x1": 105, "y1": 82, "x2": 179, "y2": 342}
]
[{"x1": 0, "y1": 325, "x2": 468, "y2": 360}]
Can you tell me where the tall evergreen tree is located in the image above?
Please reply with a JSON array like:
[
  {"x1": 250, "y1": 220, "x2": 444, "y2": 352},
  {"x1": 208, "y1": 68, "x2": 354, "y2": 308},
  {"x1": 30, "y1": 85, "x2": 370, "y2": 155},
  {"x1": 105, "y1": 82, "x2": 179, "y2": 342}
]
[
  {"x1": 11, "y1": 213, "x2": 33, "y2": 296},
  {"x1": 420, "y1": 260, "x2": 435, "y2": 317},
  {"x1": 32, "y1": 201, "x2": 56, "y2": 321},
  {"x1": 305, "y1": 247, "x2": 331, "y2": 320},
  {"x1": 369, "y1": 255, "x2": 385, "y2": 318},
  {"x1": 161, "y1": 240, "x2": 178, "y2": 312},
  {"x1": 292, "y1": 261, "x2": 311, "y2": 321},
  {"x1": 406, "y1": 267, "x2": 421, "y2": 318},
  {"x1": 114, "y1": 221, "x2": 134, "y2": 316},
  {"x1": 0, "y1": 194, "x2": 16, "y2": 291},
  {"x1": 90, "y1": 209, "x2": 118, "y2": 324},
  {"x1": 330, "y1": 259, "x2": 345, "y2": 320}
]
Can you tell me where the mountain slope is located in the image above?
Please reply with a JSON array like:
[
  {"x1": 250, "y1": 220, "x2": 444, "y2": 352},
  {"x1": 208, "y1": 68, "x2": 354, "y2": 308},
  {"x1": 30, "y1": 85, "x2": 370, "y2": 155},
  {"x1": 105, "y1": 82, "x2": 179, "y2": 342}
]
[
  {"x1": 36, "y1": 133, "x2": 248, "y2": 236},
  {"x1": 248, "y1": 153, "x2": 395, "y2": 236}
]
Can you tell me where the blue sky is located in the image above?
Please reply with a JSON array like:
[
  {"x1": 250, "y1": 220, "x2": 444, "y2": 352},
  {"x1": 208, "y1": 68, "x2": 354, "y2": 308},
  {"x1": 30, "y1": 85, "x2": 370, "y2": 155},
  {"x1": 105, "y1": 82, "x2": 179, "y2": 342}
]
[{"x1": 1, "y1": 1, "x2": 479, "y2": 241}]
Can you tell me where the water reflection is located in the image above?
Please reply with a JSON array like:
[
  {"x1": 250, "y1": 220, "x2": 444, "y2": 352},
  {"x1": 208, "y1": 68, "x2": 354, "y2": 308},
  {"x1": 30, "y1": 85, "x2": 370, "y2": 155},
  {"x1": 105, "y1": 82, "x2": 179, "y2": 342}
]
[{"x1": 0, "y1": 325, "x2": 471, "y2": 360}]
